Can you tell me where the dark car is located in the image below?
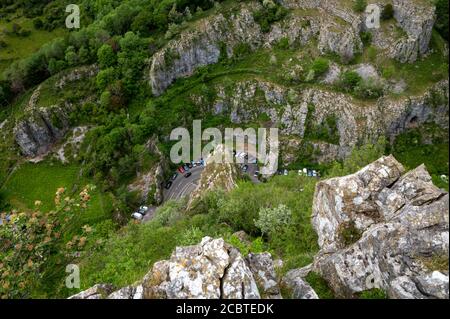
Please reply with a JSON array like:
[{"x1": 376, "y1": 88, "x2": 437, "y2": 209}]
[
  {"x1": 184, "y1": 172, "x2": 192, "y2": 178},
  {"x1": 183, "y1": 164, "x2": 190, "y2": 171},
  {"x1": 187, "y1": 163, "x2": 193, "y2": 169},
  {"x1": 171, "y1": 173, "x2": 178, "y2": 181},
  {"x1": 165, "y1": 181, "x2": 173, "y2": 189}
]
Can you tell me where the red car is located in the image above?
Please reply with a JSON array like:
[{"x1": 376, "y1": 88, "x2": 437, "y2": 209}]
[{"x1": 178, "y1": 166, "x2": 185, "y2": 173}]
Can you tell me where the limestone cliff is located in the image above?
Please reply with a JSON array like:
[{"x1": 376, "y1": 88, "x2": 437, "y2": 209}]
[{"x1": 309, "y1": 155, "x2": 449, "y2": 298}]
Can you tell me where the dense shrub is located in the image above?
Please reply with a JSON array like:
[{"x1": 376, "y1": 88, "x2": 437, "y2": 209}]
[
  {"x1": 339, "y1": 71, "x2": 362, "y2": 92},
  {"x1": 97, "y1": 44, "x2": 117, "y2": 69},
  {"x1": 254, "y1": 204, "x2": 292, "y2": 237},
  {"x1": 381, "y1": 3, "x2": 394, "y2": 20},
  {"x1": 33, "y1": 17, "x2": 44, "y2": 29},
  {"x1": 353, "y1": 0, "x2": 367, "y2": 13},
  {"x1": 360, "y1": 31, "x2": 372, "y2": 45},
  {"x1": 434, "y1": 0, "x2": 449, "y2": 41},
  {"x1": 253, "y1": 1, "x2": 288, "y2": 33},
  {"x1": 311, "y1": 58, "x2": 330, "y2": 77},
  {"x1": 354, "y1": 79, "x2": 383, "y2": 99}
]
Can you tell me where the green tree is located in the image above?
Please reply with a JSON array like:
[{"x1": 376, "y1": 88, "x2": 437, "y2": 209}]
[
  {"x1": 96, "y1": 68, "x2": 117, "y2": 91},
  {"x1": 254, "y1": 204, "x2": 292, "y2": 237},
  {"x1": 97, "y1": 44, "x2": 116, "y2": 69},
  {"x1": 65, "y1": 46, "x2": 78, "y2": 67}
]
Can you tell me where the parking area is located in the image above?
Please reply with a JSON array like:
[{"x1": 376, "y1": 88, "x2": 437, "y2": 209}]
[{"x1": 131, "y1": 148, "x2": 320, "y2": 222}]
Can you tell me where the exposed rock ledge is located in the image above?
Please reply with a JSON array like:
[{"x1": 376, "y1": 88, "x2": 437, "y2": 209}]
[
  {"x1": 149, "y1": 1, "x2": 363, "y2": 96},
  {"x1": 13, "y1": 104, "x2": 72, "y2": 158},
  {"x1": 69, "y1": 237, "x2": 294, "y2": 299},
  {"x1": 310, "y1": 155, "x2": 449, "y2": 298}
]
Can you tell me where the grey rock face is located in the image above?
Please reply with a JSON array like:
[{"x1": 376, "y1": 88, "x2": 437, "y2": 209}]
[
  {"x1": 108, "y1": 285, "x2": 144, "y2": 299},
  {"x1": 191, "y1": 79, "x2": 448, "y2": 164},
  {"x1": 13, "y1": 105, "x2": 71, "y2": 158},
  {"x1": 312, "y1": 155, "x2": 406, "y2": 251},
  {"x1": 128, "y1": 136, "x2": 168, "y2": 205},
  {"x1": 150, "y1": 3, "x2": 264, "y2": 96},
  {"x1": 311, "y1": 156, "x2": 449, "y2": 298},
  {"x1": 142, "y1": 237, "x2": 260, "y2": 299},
  {"x1": 390, "y1": 0, "x2": 435, "y2": 63},
  {"x1": 415, "y1": 271, "x2": 449, "y2": 299},
  {"x1": 388, "y1": 272, "x2": 449, "y2": 299},
  {"x1": 13, "y1": 65, "x2": 99, "y2": 159},
  {"x1": 281, "y1": 266, "x2": 319, "y2": 299},
  {"x1": 149, "y1": 1, "x2": 367, "y2": 96},
  {"x1": 68, "y1": 284, "x2": 116, "y2": 299},
  {"x1": 246, "y1": 253, "x2": 282, "y2": 298},
  {"x1": 318, "y1": 21, "x2": 362, "y2": 63},
  {"x1": 55, "y1": 65, "x2": 99, "y2": 90},
  {"x1": 70, "y1": 237, "x2": 285, "y2": 299}
]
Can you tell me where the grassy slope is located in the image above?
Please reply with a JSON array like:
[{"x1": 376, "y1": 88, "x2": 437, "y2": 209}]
[
  {"x1": 0, "y1": 17, "x2": 66, "y2": 75},
  {"x1": 0, "y1": 161, "x2": 110, "y2": 223}
]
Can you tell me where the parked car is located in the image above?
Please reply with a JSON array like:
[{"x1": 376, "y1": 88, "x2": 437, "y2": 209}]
[
  {"x1": 242, "y1": 164, "x2": 249, "y2": 172},
  {"x1": 171, "y1": 173, "x2": 178, "y2": 181},
  {"x1": 184, "y1": 172, "x2": 192, "y2": 178},
  {"x1": 254, "y1": 171, "x2": 260, "y2": 177},
  {"x1": 165, "y1": 181, "x2": 173, "y2": 189},
  {"x1": 298, "y1": 170, "x2": 303, "y2": 176},
  {"x1": 178, "y1": 167, "x2": 185, "y2": 174},
  {"x1": 183, "y1": 164, "x2": 190, "y2": 171},
  {"x1": 137, "y1": 206, "x2": 149, "y2": 215},
  {"x1": 131, "y1": 212, "x2": 144, "y2": 220},
  {"x1": 284, "y1": 169, "x2": 288, "y2": 176}
]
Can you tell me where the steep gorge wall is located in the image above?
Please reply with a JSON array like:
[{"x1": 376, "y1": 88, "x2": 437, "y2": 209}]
[{"x1": 190, "y1": 79, "x2": 448, "y2": 162}]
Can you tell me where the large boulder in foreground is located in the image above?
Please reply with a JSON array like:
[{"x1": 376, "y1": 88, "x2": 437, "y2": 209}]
[
  {"x1": 69, "y1": 237, "x2": 286, "y2": 299},
  {"x1": 143, "y1": 237, "x2": 259, "y2": 299},
  {"x1": 311, "y1": 155, "x2": 449, "y2": 298}
]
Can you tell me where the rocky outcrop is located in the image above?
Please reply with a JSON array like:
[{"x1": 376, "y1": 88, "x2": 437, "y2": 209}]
[
  {"x1": 281, "y1": 265, "x2": 319, "y2": 299},
  {"x1": 68, "y1": 284, "x2": 116, "y2": 299},
  {"x1": 70, "y1": 237, "x2": 286, "y2": 299},
  {"x1": 149, "y1": 0, "x2": 437, "y2": 95},
  {"x1": 390, "y1": 0, "x2": 436, "y2": 63},
  {"x1": 317, "y1": 19, "x2": 362, "y2": 63},
  {"x1": 149, "y1": 2, "x2": 264, "y2": 96},
  {"x1": 311, "y1": 155, "x2": 449, "y2": 298},
  {"x1": 246, "y1": 253, "x2": 282, "y2": 298},
  {"x1": 128, "y1": 136, "x2": 168, "y2": 205},
  {"x1": 13, "y1": 105, "x2": 71, "y2": 158},
  {"x1": 13, "y1": 65, "x2": 99, "y2": 159},
  {"x1": 149, "y1": 1, "x2": 367, "y2": 95},
  {"x1": 55, "y1": 65, "x2": 99, "y2": 89},
  {"x1": 188, "y1": 144, "x2": 240, "y2": 208},
  {"x1": 193, "y1": 79, "x2": 448, "y2": 164},
  {"x1": 281, "y1": 0, "x2": 436, "y2": 63}
]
